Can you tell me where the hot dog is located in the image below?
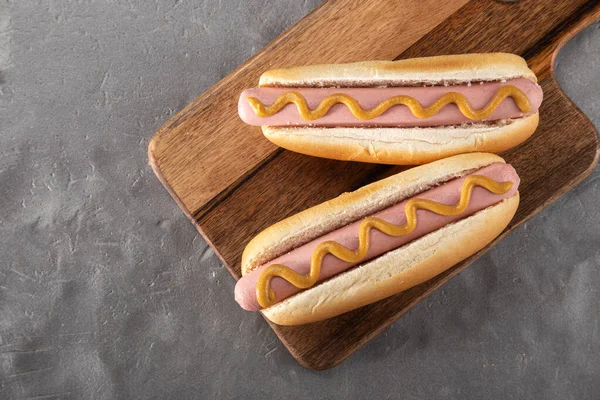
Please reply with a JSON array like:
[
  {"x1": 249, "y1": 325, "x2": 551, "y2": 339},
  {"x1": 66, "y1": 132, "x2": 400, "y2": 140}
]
[
  {"x1": 238, "y1": 53, "x2": 542, "y2": 164},
  {"x1": 235, "y1": 153, "x2": 520, "y2": 325}
]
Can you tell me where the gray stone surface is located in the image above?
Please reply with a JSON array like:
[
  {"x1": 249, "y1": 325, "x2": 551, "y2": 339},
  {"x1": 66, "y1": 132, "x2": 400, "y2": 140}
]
[{"x1": 0, "y1": 1, "x2": 598, "y2": 399}]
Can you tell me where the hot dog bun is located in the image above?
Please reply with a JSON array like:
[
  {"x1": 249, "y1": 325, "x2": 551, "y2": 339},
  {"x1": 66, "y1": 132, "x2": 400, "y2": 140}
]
[
  {"x1": 241, "y1": 153, "x2": 519, "y2": 325},
  {"x1": 259, "y1": 53, "x2": 537, "y2": 87},
  {"x1": 262, "y1": 114, "x2": 538, "y2": 165},
  {"x1": 249, "y1": 53, "x2": 540, "y2": 164}
]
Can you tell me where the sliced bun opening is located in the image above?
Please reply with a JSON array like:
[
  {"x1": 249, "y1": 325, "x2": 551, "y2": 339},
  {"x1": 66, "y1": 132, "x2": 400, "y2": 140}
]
[
  {"x1": 262, "y1": 78, "x2": 523, "y2": 89},
  {"x1": 266, "y1": 118, "x2": 520, "y2": 131}
]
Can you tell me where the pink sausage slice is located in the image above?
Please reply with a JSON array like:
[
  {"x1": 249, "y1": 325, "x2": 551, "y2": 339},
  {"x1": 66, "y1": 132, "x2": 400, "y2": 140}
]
[
  {"x1": 238, "y1": 78, "x2": 542, "y2": 127},
  {"x1": 235, "y1": 163, "x2": 520, "y2": 311}
]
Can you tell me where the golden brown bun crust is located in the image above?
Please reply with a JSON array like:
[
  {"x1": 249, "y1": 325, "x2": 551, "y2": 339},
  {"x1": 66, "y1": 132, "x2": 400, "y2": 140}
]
[
  {"x1": 262, "y1": 193, "x2": 519, "y2": 325},
  {"x1": 241, "y1": 153, "x2": 506, "y2": 275},
  {"x1": 259, "y1": 53, "x2": 537, "y2": 87},
  {"x1": 262, "y1": 113, "x2": 538, "y2": 165}
]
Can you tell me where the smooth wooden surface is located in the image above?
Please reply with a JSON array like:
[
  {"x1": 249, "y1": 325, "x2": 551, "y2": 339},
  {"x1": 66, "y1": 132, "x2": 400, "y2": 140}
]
[{"x1": 149, "y1": 0, "x2": 600, "y2": 370}]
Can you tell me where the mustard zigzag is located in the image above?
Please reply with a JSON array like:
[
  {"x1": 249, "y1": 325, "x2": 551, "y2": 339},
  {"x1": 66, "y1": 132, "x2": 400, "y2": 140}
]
[{"x1": 248, "y1": 85, "x2": 531, "y2": 121}]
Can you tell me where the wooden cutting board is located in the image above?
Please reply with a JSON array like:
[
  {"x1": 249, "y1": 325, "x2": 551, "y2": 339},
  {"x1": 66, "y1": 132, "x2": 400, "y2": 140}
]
[{"x1": 149, "y1": 0, "x2": 600, "y2": 370}]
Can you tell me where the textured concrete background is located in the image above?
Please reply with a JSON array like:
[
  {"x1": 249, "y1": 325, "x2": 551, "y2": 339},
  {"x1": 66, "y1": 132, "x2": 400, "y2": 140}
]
[{"x1": 0, "y1": 1, "x2": 598, "y2": 399}]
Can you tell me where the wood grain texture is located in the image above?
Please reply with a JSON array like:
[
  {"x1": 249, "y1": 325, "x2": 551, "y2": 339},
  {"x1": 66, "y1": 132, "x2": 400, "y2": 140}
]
[
  {"x1": 148, "y1": 0, "x2": 469, "y2": 219},
  {"x1": 149, "y1": 0, "x2": 600, "y2": 370}
]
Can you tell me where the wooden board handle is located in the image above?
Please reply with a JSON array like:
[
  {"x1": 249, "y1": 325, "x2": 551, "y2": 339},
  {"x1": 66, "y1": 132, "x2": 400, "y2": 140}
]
[
  {"x1": 525, "y1": 1, "x2": 600, "y2": 79},
  {"x1": 399, "y1": 0, "x2": 600, "y2": 80}
]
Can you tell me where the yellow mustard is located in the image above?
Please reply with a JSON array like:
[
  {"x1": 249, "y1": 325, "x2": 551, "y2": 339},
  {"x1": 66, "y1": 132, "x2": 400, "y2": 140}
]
[{"x1": 247, "y1": 86, "x2": 531, "y2": 121}]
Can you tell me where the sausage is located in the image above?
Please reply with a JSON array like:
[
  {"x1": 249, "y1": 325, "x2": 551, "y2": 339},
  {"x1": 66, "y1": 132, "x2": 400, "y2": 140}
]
[{"x1": 238, "y1": 78, "x2": 542, "y2": 127}]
